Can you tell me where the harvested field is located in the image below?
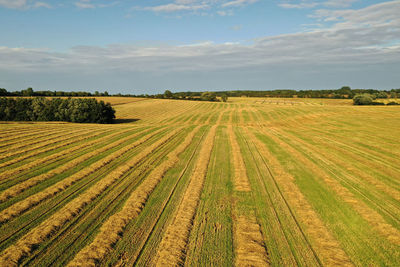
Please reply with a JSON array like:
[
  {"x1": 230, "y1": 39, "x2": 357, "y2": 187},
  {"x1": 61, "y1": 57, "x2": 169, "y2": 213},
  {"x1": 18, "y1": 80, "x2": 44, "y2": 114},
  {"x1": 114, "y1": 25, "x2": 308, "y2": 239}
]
[{"x1": 0, "y1": 97, "x2": 399, "y2": 266}]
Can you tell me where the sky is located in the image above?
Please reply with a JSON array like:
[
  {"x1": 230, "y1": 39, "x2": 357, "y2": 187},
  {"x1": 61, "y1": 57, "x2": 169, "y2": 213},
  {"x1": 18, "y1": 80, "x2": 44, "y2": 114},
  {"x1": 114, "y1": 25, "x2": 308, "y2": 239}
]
[{"x1": 0, "y1": 0, "x2": 399, "y2": 94}]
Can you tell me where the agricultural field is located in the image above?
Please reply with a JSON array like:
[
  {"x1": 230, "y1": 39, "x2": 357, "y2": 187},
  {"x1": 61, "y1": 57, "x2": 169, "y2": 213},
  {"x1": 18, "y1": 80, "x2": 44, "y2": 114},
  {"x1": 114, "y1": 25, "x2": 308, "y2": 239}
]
[{"x1": 0, "y1": 97, "x2": 399, "y2": 266}]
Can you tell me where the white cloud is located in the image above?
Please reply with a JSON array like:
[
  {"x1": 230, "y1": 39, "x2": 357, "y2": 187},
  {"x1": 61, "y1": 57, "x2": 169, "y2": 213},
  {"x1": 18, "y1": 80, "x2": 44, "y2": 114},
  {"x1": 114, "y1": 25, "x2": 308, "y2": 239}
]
[
  {"x1": 1, "y1": 1, "x2": 399, "y2": 79},
  {"x1": 141, "y1": 3, "x2": 209, "y2": 12},
  {"x1": 75, "y1": 2, "x2": 95, "y2": 9},
  {"x1": 137, "y1": 0, "x2": 259, "y2": 15},
  {"x1": 323, "y1": 0, "x2": 358, "y2": 8},
  {"x1": 74, "y1": 0, "x2": 118, "y2": 9},
  {"x1": 33, "y1": 1, "x2": 51, "y2": 8},
  {"x1": 0, "y1": 0, "x2": 50, "y2": 9},
  {"x1": 279, "y1": 0, "x2": 358, "y2": 9},
  {"x1": 0, "y1": 0, "x2": 27, "y2": 9},
  {"x1": 222, "y1": 0, "x2": 258, "y2": 8},
  {"x1": 279, "y1": 2, "x2": 318, "y2": 9}
]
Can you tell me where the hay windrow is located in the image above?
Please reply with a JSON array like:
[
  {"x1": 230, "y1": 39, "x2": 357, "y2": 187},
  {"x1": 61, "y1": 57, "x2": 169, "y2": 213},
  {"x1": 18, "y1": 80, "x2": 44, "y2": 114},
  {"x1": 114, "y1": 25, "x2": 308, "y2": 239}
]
[
  {"x1": 247, "y1": 128, "x2": 354, "y2": 266},
  {"x1": 0, "y1": 129, "x2": 106, "y2": 174},
  {"x1": 0, "y1": 128, "x2": 91, "y2": 161},
  {"x1": 0, "y1": 128, "x2": 181, "y2": 266},
  {"x1": 154, "y1": 126, "x2": 216, "y2": 266},
  {"x1": 261, "y1": 128, "x2": 400, "y2": 246},
  {"x1": 67, "y1": 126, "x2": 200, "y2": 266},
  {"x1": 234, "y1": 215, "x2": 270, "y2": 267},
  {"x1": 0, "y1": 128, "x2": 135, "y2": 202},
  {"x1": 0, "y1": 127, "x2": 165, "y2": 223},
  {"x1": 227, "y1": 125, "x2": 250, "y2": 192}
]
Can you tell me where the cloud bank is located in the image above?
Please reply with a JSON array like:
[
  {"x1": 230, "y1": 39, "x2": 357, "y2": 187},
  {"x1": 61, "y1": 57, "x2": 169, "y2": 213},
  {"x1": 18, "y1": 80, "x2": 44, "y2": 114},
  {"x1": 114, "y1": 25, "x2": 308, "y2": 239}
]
[{"x1": 1, "y1": 1, "x2": 399, "y2": 91}]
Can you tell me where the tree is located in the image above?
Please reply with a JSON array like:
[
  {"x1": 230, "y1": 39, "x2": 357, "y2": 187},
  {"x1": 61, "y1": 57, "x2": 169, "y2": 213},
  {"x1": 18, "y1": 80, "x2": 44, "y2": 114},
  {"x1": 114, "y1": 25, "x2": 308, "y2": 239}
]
[
  {"x1": 0, "y1": 88, "x2": 8, "y2": 96},
  {"x1": 353, "y1": 94, "x2": 373, "y2": 105},
  {"x1": 201, "y1": 91, "x2": 217, "y2": 101},
  {"x1": 22, "y1": 87, "x2": 34, "y2": 97},
  {"x1": 164, "y1": 90, "x2": 173, "y2": 99},
  {"x1": 221, "y1": 94, "x2": 228, "y2": 102}
]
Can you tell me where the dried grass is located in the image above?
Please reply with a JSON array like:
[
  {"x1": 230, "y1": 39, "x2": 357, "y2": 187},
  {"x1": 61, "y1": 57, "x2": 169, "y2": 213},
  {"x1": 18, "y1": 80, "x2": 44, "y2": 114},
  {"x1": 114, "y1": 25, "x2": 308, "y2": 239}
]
[
  {"x1": 0, "y1": 129, "x2": 104, "y2": 173},
  {"x1": 154, "y1": 126, "x2": 216, "y2": 266},
  {"x1": 227, "y1": 125, "x2": 250, "y2": 192},
  {"x1": 234, "y1": 215, "x2": 270, "y2": 267},
  {"x1": 0, "y1": 128, "x2": 181, "y2": 266},
  {"x1": 0, "y1": 128, "x2": 164, "y2": 223},
  {"x1": 261, "y1": 127, "x2": 400, "y2": 245},
  {"x1": 0, "y1": 128, "x2": 137, "y2": 202},
  {"x1": 68, "y1": 126, "x2": 200, "y2": 266},
  {"x1": 0, "y1": 128, "x2": 89, "y2": 161},
  {"x1": 247, "y1": 128, "x2": 353, "y2": 266}
]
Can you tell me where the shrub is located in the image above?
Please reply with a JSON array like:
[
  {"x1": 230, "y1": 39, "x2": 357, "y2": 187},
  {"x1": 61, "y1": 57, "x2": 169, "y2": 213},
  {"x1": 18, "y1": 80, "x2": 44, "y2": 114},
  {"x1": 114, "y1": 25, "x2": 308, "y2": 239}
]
[{"x1": 353, "y1": 94, "x2": 374, "y2": 105}]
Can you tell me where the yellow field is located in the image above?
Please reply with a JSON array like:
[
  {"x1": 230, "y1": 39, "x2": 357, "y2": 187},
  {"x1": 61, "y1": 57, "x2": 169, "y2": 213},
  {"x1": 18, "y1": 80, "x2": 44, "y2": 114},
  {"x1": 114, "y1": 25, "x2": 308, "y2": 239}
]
[{"x1": 0, "y1": 97, "x2": 399, "y2": 266}]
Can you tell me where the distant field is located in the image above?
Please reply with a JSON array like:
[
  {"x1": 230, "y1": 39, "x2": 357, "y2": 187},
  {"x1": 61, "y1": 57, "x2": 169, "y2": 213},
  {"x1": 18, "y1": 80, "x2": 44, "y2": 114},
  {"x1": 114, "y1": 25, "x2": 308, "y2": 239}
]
[{"x1": 0, "y1": 97, "x2": 399, "y2": 266}]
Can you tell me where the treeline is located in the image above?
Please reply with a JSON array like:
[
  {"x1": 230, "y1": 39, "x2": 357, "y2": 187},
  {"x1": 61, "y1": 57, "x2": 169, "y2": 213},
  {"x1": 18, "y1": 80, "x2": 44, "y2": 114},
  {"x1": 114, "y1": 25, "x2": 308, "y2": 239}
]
[
  {"x1": 0, "y1": 97, "x2": 115, "y2": 123},
  {"x1": 0, "y1": 87, "x2": 109, "y2": 97},
  {"x1": 213, "y1": 87, "x2": 400, "y2": 99},
  {"x1": 134, "y1": 87, "x2": 400, "y2": 100},
  {"x1": 1, "y1": 86, "x2": 399, "y2": 100}
]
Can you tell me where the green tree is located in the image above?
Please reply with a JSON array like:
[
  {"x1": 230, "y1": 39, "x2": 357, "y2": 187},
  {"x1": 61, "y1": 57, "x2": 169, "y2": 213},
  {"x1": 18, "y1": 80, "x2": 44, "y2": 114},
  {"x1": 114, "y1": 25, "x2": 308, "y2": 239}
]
[
  {"x1": 164, "y1": 90, "x2": 173, "y2": 99},
  {"x1": 221, "y1": 94, "x2": 228, "y2": 102},
  {"x1": 22, "y1": 87, "x2": 34, "y2": 97},
  {"x1": 353, "y1": 94, "x2": 374, "y2": 105},
  {"x1": 201, "y1": 91, "x2": 217, "y2": 101}
]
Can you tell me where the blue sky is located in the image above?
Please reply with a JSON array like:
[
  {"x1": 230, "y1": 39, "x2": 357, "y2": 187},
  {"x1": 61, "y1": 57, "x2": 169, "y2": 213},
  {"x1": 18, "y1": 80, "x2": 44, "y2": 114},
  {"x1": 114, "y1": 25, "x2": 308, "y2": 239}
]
[{"x1": 0, "y1": 0, "x2": 399, "y2": 93}]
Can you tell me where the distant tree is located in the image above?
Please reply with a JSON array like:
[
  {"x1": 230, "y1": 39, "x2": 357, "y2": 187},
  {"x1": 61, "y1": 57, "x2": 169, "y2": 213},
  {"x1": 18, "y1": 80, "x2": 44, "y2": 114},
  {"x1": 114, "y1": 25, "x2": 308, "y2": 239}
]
[
  {"x1": 353, "y1": 94, "x2": 374, "y2": 105},
  {"x1": 22, "y1": 87, "x2": 34, "y2": 97},
  {"x1": 164, "y1": 90, "x2": 173, "y2": 99},
  {"x1": 0, "y1": 88, "x2": 9, "y2": 96},
  {"x1": 374, "y1": 91, "x2": 388, "y2": 99},
  {"x1": 104, "y1": 91, "x2": 109, "y2": 96},
  {"x1": 201, "y1": 91, "x2": 217, "y2": 101},
  {"x1": 221, "y1": 94, "x2": 228, "y2": 102}
]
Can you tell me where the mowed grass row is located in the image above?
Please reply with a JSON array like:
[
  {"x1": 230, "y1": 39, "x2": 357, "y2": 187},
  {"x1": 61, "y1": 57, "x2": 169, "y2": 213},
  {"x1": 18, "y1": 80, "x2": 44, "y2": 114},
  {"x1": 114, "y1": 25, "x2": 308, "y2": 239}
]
[
  {"x1": 0, "y1": 127, "x2": 146, "y2": 201},
  {"x1": 251, "y1": 125, "x2": 400, "y2": 265},
  {"x1": 0, "y1": 127, "x2": 130, "y2": 185},
  {"x1": 0, "y1": 126, "x2": 185, "y2": 265},
  {"x1": 104, "y1": 126, "x2": 209, "y2": 266},
  {"x1": 0, "y1": 127, "x2": 161, "y2": 223},
  {"x1": 68, "y1": 126, "x2": 201, "y2": 266},
  {"x1": 0, "y1": 126, "x2": 170, "y2": 251},
  {"x1": 23, "y1": 127, "x2": 194, "y2": 267}
]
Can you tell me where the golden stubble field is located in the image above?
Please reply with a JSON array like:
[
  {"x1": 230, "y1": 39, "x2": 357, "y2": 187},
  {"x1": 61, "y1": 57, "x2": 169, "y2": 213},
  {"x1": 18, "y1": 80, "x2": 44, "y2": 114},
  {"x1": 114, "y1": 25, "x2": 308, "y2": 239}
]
[{"x1": 0, "y1": 97, "x2": 399, "y2": 266}]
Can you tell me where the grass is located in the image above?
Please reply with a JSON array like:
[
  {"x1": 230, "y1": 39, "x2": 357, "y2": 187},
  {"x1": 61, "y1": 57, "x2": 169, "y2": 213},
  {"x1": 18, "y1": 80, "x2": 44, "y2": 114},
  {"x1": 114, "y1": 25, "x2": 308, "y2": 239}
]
[{"x1": 0, "y1": 97, "x2": 399, "y2": 266}]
